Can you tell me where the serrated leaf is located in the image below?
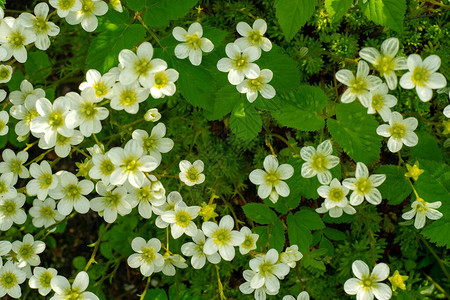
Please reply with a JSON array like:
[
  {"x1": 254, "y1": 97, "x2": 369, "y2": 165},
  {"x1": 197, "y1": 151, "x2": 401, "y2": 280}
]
[
  {"x1": 269, "y1": 219, "x2": 286, "y2": 251},
  {"x1": 319, "y1": 236, "x2": 334, "y2": 255},
  {"x1": 230, "y1": 101, "x2": 262, "y2": 141},
  {"x1": 86, "y1": 24, "x2": 146, "y2": 73},
  {"x1": 287, "y1": 212, "x2": 312, "y2": 253},
  {"x1": 375, "y1": 165, "x2": 412, "y2": 205},
  {"x1": 323, "y1": 228, "x2": 347, "y2": 240},
  {"x1": 206, "y1": 85, "x2": 241, "y2": 120},
  {"x1": 143, "y1": 0, "x2": 198, "y2": 28},
  {"x1": 243, "y1": 203, "x2": 277, "y2": 224},
  {"x1": 271, "y1": 86, "x2": 327, "y2": 131},
  {"x1": 327, "y1": 103, "x2": 382, "y2": 164},
  {"x1": 360, "y1": 0, "x2": 406, "y2": 33},
  {"x1": 325, "y1": 0, "x2": 353, "y2": 22},
  {"x1": 275, "y1": 0, "x2": 316, "y2": 41},
  {"x1": 296, "y1": 209, "x2": 325, "y2": 230}
]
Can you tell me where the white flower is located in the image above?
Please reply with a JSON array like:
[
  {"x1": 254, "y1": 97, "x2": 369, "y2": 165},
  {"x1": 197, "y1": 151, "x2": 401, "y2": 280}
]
[
  {"x1": 239, "y1": 226, "x2": 259, "y2": 255},
  {"x1": 179, "y1": 160, "x2": 205, "y2": 186},
  {"x1": 161, "y1": 202, "x2": 200, "y2": 239},
  {"x1": 9, "y1": 80, "x2": 45, "y2": 106},
  {"x1": 235, "y1": 19, "x2": 272, "y2": 54},
  {"x1": 343, "y1": 162, "x2": 386, "y2": 206},
  {"x1": 249, "y1": 154, "x2": 294, "y2": 203},
  {"x1": 0, "y1": 173, "x2": 17, "y2": 199},
  {"x1": 132, "y1": 123, "x2": 174, "y2": 162},
  {"x1": 237, "y1": 69, "x2": 276, "y2": 103},
  {"x1": 30, "y1": 97, "x2": 73, "y2": 147},
  {"x1": 376, "y1": 112, "x2": 418, "y2": 153},
  {"x1": 0, "y1": 18, "x2": 36, "y2": 63},
  {"x1": 29, "y1": 267, "x2": 57, "y2": 296},
  {"x1": 283, "y1": 291, "x2": 310, "y2": 300},
  {"x1": 109, "y1": 140, "x2": 160, "y2": 188},
  {"x1": 154, "y1": 191, "x2": 183, "y2": 228},
  {"x1": 402, "y1": 198, "x2": 443, "y2": 229},
  {"x1": 26, "y1": 161, "x2": 58, "y2": 200},
  {"x1": 0, "y1": 193, "x2": 27, "y2": 231},
  {"x1": 0, "y1": 65, "x2": 13, "y2": 83},
  {"x1": 79, "y1": 69, "x2": 115, "y2": 100},
  {"x1": 444, "y1": 104, "x2": 450, "y2": 118},
  {"x1": 0, "y1": 90, "x2": 5, "y2": 102},
  {"x1": 0, "y1": 149, "x2": 29, "y2": 182},
  {"x1": 66, "y1": 0, "x2": 108, "y2": 32},
  {"x1": 300, "y1": 140, "x2": 340, "y2": 185},
  {"x1": 144, "y1": 108, "x2": 161, "y2": 122},
  {"x1": 49, "y1": 0, "x2": 82, "y2": 18},
  {"x1": 202, "y1": 215, "x2": 245, "y2": 261},
  {"x1": 65, "y1": 87, "x2": 109, "y2": 137},
  {"x1": 119, "y1": 42, "x2": 167, "y2": 87},
  {"x1": 125, "y1": 177, "x2": 166, "y2": 219},
  {"x1": 344, "y1": 260, "x2": 392, "y2": 300},
  {"x1": 110, "y1": 82, "x2": 149, "y2": 114},
  {"x1": 181, "y1": 230, "x2": 221, "y2": 269},
  {"x1": 89, "y1": 152, "x2": 115, "y2": 185},
  {"x1": 317, "y1": 178, "x2": 352, "y2": 218},
  {"x1": 11, "y1": 234, "x2": 45, "y2": 268},
  {"x1": 0, "y1": 240, "x2": 12, "y2": 265},
  {"x1": 316, "y1": 201, "x2": 356, "y2": 218},
  {"x1": 239, "y1": 269, "x2": 279, "y2": 300},
  {"x1": 0, "y1": 111, "x2": 8, "y2": 136},
  {"x1": 279, "y1": 245, "x2": 303, "y2": 268},
  {"x1": 335, "y1": 60, "x2": 382, "y2": 106},
  {"x1": 249, "y1": 248, "x2": 290, "y2": 292},
  {"x1": 29, "y1": 198, "x2": 64, "y2": 228},
  {"x1": 359, "y1": 37, "x2": 407, "y2": 90},
  {"x1": 367, "y1": 83, "x2": 397, "y2": 122},
  {"x1": 49, "y1": 172, "x2": 94, "y2": 216},
  {"x1": 38, "y1": 131, "x2": 84, "y2": 158},
  {"x1": 0, "y1": 261, "x2": 26, "y2": 298},
  {"x1": 127, "y1": 237, "x2": 164, "y2": 277},
  {"x1": 18, "y1": 3, "x2": 60, "y2": 51},
  {"x1": 173, "y1": 22, "x2": 214, "y2": 66},
  {"x1": 399, "y1": 54, "x2": 447, "y2": 102},
  {"x1": 10, "y1": 94, "x2": 39, "y2": 136},
  {"x1": 90, "y1": 182, "x2": 132, "y2": 223},
  {"x1": 150, "y1": 68, "x2": 179, "y2": 99},
  {"x1": 50, "y1": 271, "x2": 98, "y2": 300},
  {"x1": 217, "y1": 43, "x2": 261, "y2": 85},
  {"x1": 160, "y1": 254, "x2": 188, "y2": 276}
]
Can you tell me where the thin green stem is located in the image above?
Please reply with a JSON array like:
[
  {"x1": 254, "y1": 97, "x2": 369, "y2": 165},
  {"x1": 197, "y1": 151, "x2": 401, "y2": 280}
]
[
  {"x1": 84, "y1": 223, "x2": 112, "y2": 272},
  {"x1": 139, "y1": 276, "x2": 152, "y2": 300}
]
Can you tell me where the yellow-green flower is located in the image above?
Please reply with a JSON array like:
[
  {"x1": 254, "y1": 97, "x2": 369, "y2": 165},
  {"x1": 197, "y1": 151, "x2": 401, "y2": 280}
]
[
  {"x1": 388, "y1": 270, "x2": 408, "y2": 291},
  {"x1": 405, "y1": 161, "x2": 424, "y2": 181}
]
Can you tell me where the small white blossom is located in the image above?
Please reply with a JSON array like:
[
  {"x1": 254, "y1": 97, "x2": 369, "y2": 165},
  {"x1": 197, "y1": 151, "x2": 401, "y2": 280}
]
[
  {"x1": 181, "y1": 230, "x2": 221, "y2": 269},
  {"x1": 26, "y1": 161, "x2": 58, "y2": 200},
  {"x1": 0, "y1": 65, "x2": 12, "y2": 83},
  {"x1": 366, "y1": 83, "x2": 397, "y2": 122},
  {"x1": 132, "y1": 123, "x2": 174, "y2": 163},
  {"x1": 11, "y1": 234, "x2": 45, "y2": 268},
  {"x1": 173, "y1": 22, "x2": 214, "y2": 66},
  {"x1": 249, "y1": 154, "x2": 294, "y2": 203},
  {"x1": 29, "y1": 198, "x2": 64, "y2": 228},
  {"x1": 249, "y1": 249, "x2": 290, "y2": 293},
  {"x1": 0, "y1": 149, "x2": 29, "y2": 181},
  {"x1": 344, "y1": 260, "x2": 392, "y2": 300},
  {"x1": 161, "y1": 202, "x2": 200, "y2": 239},
  {"x1": 9, "y1": 80, "x2": 45, "y2": 106},
  {"x1": 217, "y1": 43, "x2": 261, "y2": 85},
  {"x1": 0, "y1": 193, "x2": 27, "y2": 231},
  {"x1": 144, "y1": 108, "x2": 161, "y2": 122},
  {"x1": 0, "y1": 261, "x2": 26, "y2": 298},
  {"x1": 160, "y1": 254, "x2": 188, "y2": 276},
  {"x1": 239, "y1": 269, "x2": 279, "y2": 300},
  {"x1": 66, "y1": 0, "x2": 108, "y2": 32},
  {"x1": 0, "y1": 18, "x2": 36, "y2": 63},
  {"x1": 90, "y1": 182, "x2": 132, "y2": 223},
  {"x1": 150, "y1": 68, "x2": 179, "y2": 99},
  {"x1": 235, "y1": 19, "x2": 272, "y2": 54},
  {"x1": 50, "y1": 271, "x2": 98, "y2": 300},
  {"x1": 300, "y1": 140, "x2": 340, "y2": 185},
  {"x1": 49, "y1": 0, "x2": 82, "y2": 18},
  {"x1": 179, "y1": 160, "x2": 205, "y2": 186},
  {"x1": 376, "y1": 112, "x2": 418, "y2": 153},
  {"x1": 79, "y1": 69, "x2": 115, "y2": 100},
  {"x1": 89, "y1": 152, "x2": 115, "y2": 185},
  {"x1": 127, "y1": 237, "x2": 164, "y2": 277},
  {"x1": 237, "y1": 69, "x2": 275, "y2": 103},
  {"x1": 110, "y1": 82, "x2": 150, "y2": 114},
  {"x1": 154, "y1": 191, "x2": 183, "y2": 228},
  {"x1": 279, "y1": 245, "x2": 303, "y2": 268},
  {"x1": 10, "y1": 94, "x2": 39, "y2": 136},
  {"x1": 29, "y1": 267, "x2": 58, "y2": 296},
  {"x1": 125, "y1": 177, "x2": 166, "y2": 219},
  {"x1": 402, "y1": 198, "x2": 443, "y2": 229},
  {"x1": 317, "y1": 178, "x2": 354, "y2": 218},
  {"x1": 0, "y1": 172, "x2": 17, "y2": 199},
  {"x1": 239, "y1": 226, "x2": 259, "y2": 255}
]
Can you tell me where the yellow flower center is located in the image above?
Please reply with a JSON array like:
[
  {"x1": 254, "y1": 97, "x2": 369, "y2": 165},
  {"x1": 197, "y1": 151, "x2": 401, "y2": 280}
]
[
  {"x1": 389, "y1": 122, "x2": 407, "y2": 139},
  {"x1": 0, "y1": 272, "x2": 18, "y2": 289},
  {"x1": 329, "y1": 187, "x2": 344, "y2": 202},
  {"x1": 371, "y1": 94, "x2": 384, "y2": 111},
  {"x1": 141, "y1": 246, "x2": 156, "y2": 264},
  {"x1": 124, "y1": 157, "x2": 141, "y2": 172},
  {"x1": 56, "y1": 134, "x2": 70, "y2": 145},
  {"x1": 48, "y1": 111, "x2": 64, "y2": 129},
  {"x1": 40, "y1": 206, "x2": 56, "y2": 218},
  {"x1": 186, "y1": 168, "x2": 200, "y2": 182},
  {"x1": 258, "y1": 262, "x2": 274, "y2": 277},
  {"x1": 264, "y1": 170, "x2": 279, "y2": 185},
  {"x1": 212, "y1": 228, "x2": 231, "y2": 246},
  {"x1": 93, "y1": 81, "x2": 108, "y2": 97},
  {"x1": 411, "y1": 66, "x2": 430, "y2": 87},
  {"x1": 104, "y1": 192, "x2": 120, "y2": 208},
  {"x1": 376, "y1": 55, "x2": 395, "y2": 76},
  {"x1": 249, "y1": 77, "x2": 264, "y2": 91},
  {"x1": 134, "y1": 59, "x2": 152, "y2": 76},
  {"x1": 0, "y1": 67, "x2": 11, "y2": 81},
  {"x1": 81, "y1": 0, "x2": 95, "y2": 14},
  {"x1": 120, "y1": 90, "x2": 137, "y2": 106},
  {"x1": 39, "y1": 272, "x2": 53, "y2": 288},
  {"x1": 59, "y1": 0, "x2": 75, "y2": 10},
  {"x1": 350, "y1": 77, "x2": 368, "y2": 94},
  {"x1": 355, "y1": 178, "x2": 371, "y2": 194},
  {"x1": 9, "y1": 32, "x2": 25, "y2": 48},
  {"x1": 310, "y1": 153, "x2": 328, "y2": 173},
  {"x1": 247, "y1": 30, "x2": 262, "y2": 44},
  {"x1": 0, "y1": 200, "x2": 16, "y2": 216},
  {"x1": 175, "y1": 211, "x2": 191, "y2": 227},
  {"x1": 154, "y1": 72, "x2": 168, "y2": 89},
  {"x1": 100, "y1": 159, "x2": 114, "y2": 175},
  {"x1": 25, "y1": 108, "x2": 39, "y2": 125},
  {"x1": 81, "y1": 102, "x2": 97, "y2": 119},
  {"x1": 242, "y1": 236, "x2": 254, "y2": 249},
  {"x1": 39, "y1": 173, "x2": 54, "y2": 189},
  {"x1": 0, "y1": 121, "x2": 5, "y2": 132},
  {"x1": 10, "y1": 159, "x2": 23, "y2": 175},
  {"x1": 34, "y1": 17, "x2": 49, "y2": 32},
  {"x1": 65, "y1": 184, "x2": 81, "y2": 198},
  {"x1": 185, "y1": 34, "x2": 201, "y2": 49},
  {"x1": 233, "y1": 55, "x2": 248, "y2": 71},
  {"x1": 19, "y1": 244, "x2": 34, "y2": 260}
]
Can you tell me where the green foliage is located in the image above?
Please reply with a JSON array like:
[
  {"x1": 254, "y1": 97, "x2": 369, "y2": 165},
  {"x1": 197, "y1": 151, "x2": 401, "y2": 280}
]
[
  {"x1": 230, "y1": 101, "x2": 262, "y2": 141},
  {"x1": 376, "y1": 165, "x2": 412, "y2": 205},
  {"x1": 275, "y1": 0, "x2": 316, "y2": 41},
  {"x1": 24, "y1": 51, "x2": 52, "y2": 84},
  {"x1": 143, "y1": 0, "x2": 198, "y2": 28},
  {"x1": 287, "y1": 212, "x2": 312, "y2": 253},
  {"x1": 325, "y1": 0, "x2": 353, "y2": 22},
  {"x1": 269, "y1": 219, "x2": 286, "y2": 251},
  {"x1": 242, "y1": 203, "x2": 277, "y2": 224},
  {"x1": 144, "y1": 289, "x2": 168, "y2": 300},
  {"x1": 327, "y1": 103, "x2": 382, "y2": 164},
  {"x1": 359, "y1": 0, "x2": 406, "y2": 33}
]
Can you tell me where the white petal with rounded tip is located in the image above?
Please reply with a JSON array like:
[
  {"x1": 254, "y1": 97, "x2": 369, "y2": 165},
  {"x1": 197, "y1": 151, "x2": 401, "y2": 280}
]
[
  {"x1": 399, "y1": 72, "x2": 414, "y2": 89},
  {"x1": 416, "y1": 86, "x2": 433, "y2": 102},
  {"x1": 359, "y1": 48, "x2": 379, "y2": 65},
  {"x1": 278, "y1": 164, "x2": 294, "y2": 180},
  {"x1": 407, "y1": 54, "x2": 422, "y2": 71},
  {"x1": 263, "y1": 155, "x2": 278, "y2": 171},
  {"x1": 172, "y1": 27, "x2": 187, "y2": 41},
  {"x1": 72, "y1": 271, "x2": 89, "y2": 292},
  {"x1": 236, "y1": 22, "x2": 252, "y2": 36},
  {"x1": 249, "y1": 169, "x2": 266, "y2": 185},
  {"x1": 373, "y1": 283, "x2": 392, "y2": 300},
  {"x1": 427, "y1": 73, "x2": 446, "y2": 89},
  {"x1": 335, "y1": 70, "x2": 355, "y2": 85},
  {"x1": 352, "y1": 260, "x2": 369, "y2": 279},
  {"x1": 381, "y1": 37, "x2": 399, "y2": 57},
  {"x1": 402, "y1": 132, "x2": 418, "y2": 147},
  {"x1": 357, "y1": 61, "x2": 370, "y2": 78},
  {"x1": 388, "y1": 137, "x2": 403, "y2": 153},
  {"x1": 371, "y1": 263, "x2": 390, "y2": 281},
  {"x1": 423, "y1": 55, "x2": 441, "y2": 73},
  {"x1": 174, "y1": 44, "x2": 189, "y2": 59}
]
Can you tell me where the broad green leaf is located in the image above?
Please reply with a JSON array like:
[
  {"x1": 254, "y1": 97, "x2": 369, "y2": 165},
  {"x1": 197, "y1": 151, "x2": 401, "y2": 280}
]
[
  {"x1": 86, "y1": 24, "x2": 146, "y2": 73},
  {"x1": 72, "y1": 256, "x2": 86, "y2": 271},
  {"x1": 264, "y1": 198, "x2": 289, "y2": 215},
  {"x1": 206, "y1": 85, "x2": 241, "y2": 120},
  {"x1": 302, "y1": 249, "x2": 326, "y2": 270},
  {"x1": 7, "y1": 69, "x2": 25, "y2": 91},
  {"x1": 271, "y1": 86, "x2": 327, "y2": 131},
  {"x1": 319, "y1": 236, "x2": 334, "y2": 255},
  {"x1": 143, "y1": 0, "x2": 198, "y2": 28},
  {"x1": 410, "y1": 131, "x2": 443, "y2": 162},
  {"x1": 287, "y1": 212, "x2": 312, "y2": 253},
  {"x1": 269, "y1": 219, "x2": 286, "y2": 251},
  {"x1": 242, "y1": 203, "x2": 277, "y2": 224},
  {"x1": 296, "y1": 208, "x2": 325, "y2": 230},
  {"x1": 230, "y1": 101, "x2": 262, "y2": 141},
  {"x1": 25, "y1": 51, "x2": 52, "y2": 83},
  {"x1": 325, "y1": 0, "x2": 353, "y2": 22},
  {"x1": 144, "y1": 288, "x2": 168, "y2": 300},
  {"x1": 375, "y1": 165, "x2": 412, "y2": 205},
  {"x1": 254, "y1": 226, "x2": 269, "y2": 250},
  {"x1": 275, "y1": 0, "x2": 316, "y2": 41},
  {"x1": 127, "y1": 0, "x2": 146, "y2": 11},
  {"x1": 327, "y1": 103, "x2": 382, "y2": 164},
  {"x1": 323, "y1": 228, "x2": 347, "y2": 240},
  {"x1": 359, "y1": 0, "x2": 406, "y2": 33}
]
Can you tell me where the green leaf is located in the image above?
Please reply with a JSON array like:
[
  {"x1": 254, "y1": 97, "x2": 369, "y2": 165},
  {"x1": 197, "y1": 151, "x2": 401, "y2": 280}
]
[
  {"x1": 327, "y1": 103, "x2": 382, "y2": 164},
  {"x1": 275, "y1": 0, "x2": 316, "y2": 41},
  {"x1": 287, "y1": 212, "x2": 312, "y2": 253},
  {"x1": 323, "y1": 228, "x2": 347, "y2": 240},
  {"x1": 269, "y1": 219, "x2": 286, "y2": 251},
  {"x1": 230, "y1": 101, "x2": 262, "y2": 141},
  {"x1": 254, "y1": 226, "x2": 269, "y2": 250},
  {"x1": 0, "y1": 0, "x2": 5, "y2": 9},
  {"x1": 242, "y1": 203, "x2": 277, "y2": 224},
  {"x1": 375, "y1": 165, "x2": 412, "y2": 205},
  {"x1": 144, "y1": 288, "x2": 168, "y2": 300},
  {"x1": 359, "y1": 0, "x2": 406, "y2": 33},
  {"x1": 127, "y1": 0, "x2": 146, "y2": 11},
  {"x1": 24, "y1": 51, "x2": 52, "y2": 84},
  {"x1": 86, "y1": 24, "x2": 146, "y2": 73},
  {"x1": 6, "y1": 69, "x2": 25, "y2": 91},
  {"x1": 143, "y1": 0, "x2": 198, "y2": 28},
  {"x1": 325, "y1": 0, "x2": 353, "y2": 22},
  {"x1": 72, "y1": 256, "x2": 87, "y2": 271},
  {"x1": 296, "y1": 209, "x2": 325, "y2": 230},
  {"x1": 271, "y1": 86, "x2": 327, "y2": 131},
  {"x1": 206, "y1": 85, "x2": 240, "y2": 120},
  {"x1": 319, "y1": 236, "x2": 334, "y2": 255},
  {"x1": 410, "y1": 131, "x2": 443, "y2": 162}
]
